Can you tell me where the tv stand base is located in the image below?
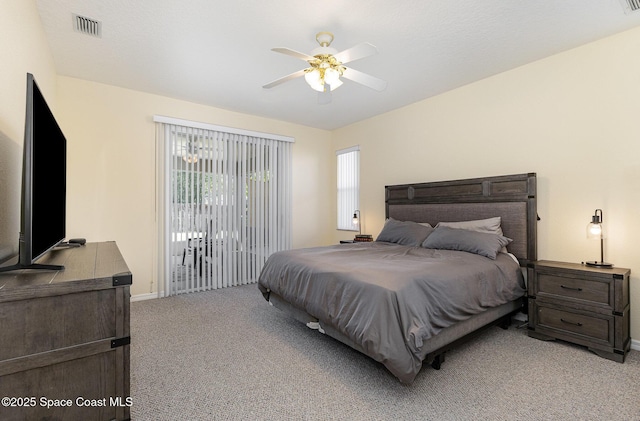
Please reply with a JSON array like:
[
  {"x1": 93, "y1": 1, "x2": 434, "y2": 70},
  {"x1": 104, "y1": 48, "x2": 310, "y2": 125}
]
[{"x1": 0, "y1": 262, "x2": 64, "y2": 273}]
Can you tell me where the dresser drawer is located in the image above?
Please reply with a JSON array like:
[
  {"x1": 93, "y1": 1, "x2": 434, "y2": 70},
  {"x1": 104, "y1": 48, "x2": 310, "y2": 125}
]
[
  {"x1": 537, "y1": 273, "x2": 610, "y2": 306},
  {"x1": 536, "y1": 305, "x2": 611, "y2": 343},
  {"x1": 0, "y1": 289, "x2": 117, "y2": 361}
]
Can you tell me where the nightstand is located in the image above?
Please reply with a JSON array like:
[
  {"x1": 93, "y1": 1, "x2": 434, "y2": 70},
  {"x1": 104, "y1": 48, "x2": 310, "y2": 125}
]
[{"x1": 528, "y1": 260, "x2": 630, "y2": 362}]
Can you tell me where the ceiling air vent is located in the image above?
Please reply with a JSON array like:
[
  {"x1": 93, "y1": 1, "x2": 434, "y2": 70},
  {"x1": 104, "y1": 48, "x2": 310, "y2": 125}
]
[
  {"x1": 73, "y1": 14, "x2": 102, "y2": 38},
  {"x1": 620, "y1": 0, "x2": 640, "y2": 13}
]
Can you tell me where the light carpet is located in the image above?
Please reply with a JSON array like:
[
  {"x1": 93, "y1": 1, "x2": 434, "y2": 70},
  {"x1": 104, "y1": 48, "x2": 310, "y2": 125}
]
[{"x1": 130, "y1": 284, "x2": 640, "y2": 420}]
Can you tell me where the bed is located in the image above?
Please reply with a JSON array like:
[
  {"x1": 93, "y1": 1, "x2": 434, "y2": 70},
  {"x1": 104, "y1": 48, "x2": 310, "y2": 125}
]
[{"x1": 258, "y1": 173, "x2": 537, "y2": 384}]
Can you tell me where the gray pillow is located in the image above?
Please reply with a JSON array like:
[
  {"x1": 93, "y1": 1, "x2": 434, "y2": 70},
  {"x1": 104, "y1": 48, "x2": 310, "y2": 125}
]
[
  {"x1": 376, "y1": 218, "x2": 434, "y2": 247},
  {"x1": 436, "y1": 217, "x2": 502, "y2": 235},
  {"x1": 421, "y1": 226, "x2": 512, "y2": 259},
  {"x1": 436, "y1": 216, "x2": 508, "y2": 253}
]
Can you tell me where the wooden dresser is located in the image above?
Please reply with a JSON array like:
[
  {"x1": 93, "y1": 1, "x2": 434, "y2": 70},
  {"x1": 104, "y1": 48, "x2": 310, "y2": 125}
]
[
  {"x1": 0, "y1": 241, "x2": 131, "y2": 421},
  {"x1": 528, "y1": 260, "x2": 630, "y2": 362}
]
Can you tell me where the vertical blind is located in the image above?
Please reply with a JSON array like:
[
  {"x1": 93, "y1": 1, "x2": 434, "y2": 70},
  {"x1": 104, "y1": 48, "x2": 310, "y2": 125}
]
[
  {"x1": 336, "y1": 146, "x2": 360, "y2": 230},
  {"x1": 155, "y1": 116, "x2": 293, "y2": 296}
]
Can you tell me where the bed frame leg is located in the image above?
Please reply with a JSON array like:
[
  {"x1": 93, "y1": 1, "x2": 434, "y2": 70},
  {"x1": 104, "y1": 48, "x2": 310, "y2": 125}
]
[
  {"x1": 431, "y1": 353, "x2": 445, "y2": 370},
  {"x1": 498, "y1": 315, "x2": 511, "y2": 330}
]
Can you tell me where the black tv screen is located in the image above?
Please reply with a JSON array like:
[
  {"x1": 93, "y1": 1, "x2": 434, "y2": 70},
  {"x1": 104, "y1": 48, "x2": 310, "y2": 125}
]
[
  {"x1": 30, "y1": 74, "x2": 66, "y2": 261},
  {"x1": 0, "y1": 73, "x2": 66, "y2": 272}
]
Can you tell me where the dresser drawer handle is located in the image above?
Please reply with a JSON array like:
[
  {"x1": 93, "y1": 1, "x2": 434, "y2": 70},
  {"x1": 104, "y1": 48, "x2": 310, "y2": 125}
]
[
  {"x1": 560, "y1": 285, "x2": 582, "y2": 292},
  {"x1": 560, "y1": 318, "x2": 583, "y2": 327}
]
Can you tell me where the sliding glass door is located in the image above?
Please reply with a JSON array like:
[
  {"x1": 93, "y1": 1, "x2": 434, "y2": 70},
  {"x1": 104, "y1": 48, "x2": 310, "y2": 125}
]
[{"x1": 156, "y1": 118, "x2": 292, "y2": 296}]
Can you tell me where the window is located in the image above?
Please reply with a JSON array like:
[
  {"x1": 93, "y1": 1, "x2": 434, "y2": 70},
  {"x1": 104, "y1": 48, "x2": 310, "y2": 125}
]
[{"x1": 336, "y1": 146, "x2": 359, "y2": 230}]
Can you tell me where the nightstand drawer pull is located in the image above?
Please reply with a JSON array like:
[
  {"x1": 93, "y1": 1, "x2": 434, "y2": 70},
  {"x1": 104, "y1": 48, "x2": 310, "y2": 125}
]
[
  {"x1": 560, "y1": 318, "x2": 583, "y2": 327},
  {"x1": 560, "y1": 285, "x2": 582, "y2": 292}
]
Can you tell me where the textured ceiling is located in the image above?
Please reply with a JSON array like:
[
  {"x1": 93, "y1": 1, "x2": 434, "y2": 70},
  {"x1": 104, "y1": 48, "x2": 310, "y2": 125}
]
[{"x1": 36, "y1": 0, "x2": 640, "y2": 130}]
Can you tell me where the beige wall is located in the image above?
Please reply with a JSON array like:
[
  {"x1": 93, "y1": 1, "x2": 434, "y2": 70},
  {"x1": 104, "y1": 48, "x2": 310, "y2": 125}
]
[
  {"x1": 0, "y1": 0, "x2": 58, "y2": 261},
  {"x1": 56, "y1": 77, "x2": 333, "y2": 296},
  {"x1": 333, "y1": 27, "x2": 640, "y2": 340}
]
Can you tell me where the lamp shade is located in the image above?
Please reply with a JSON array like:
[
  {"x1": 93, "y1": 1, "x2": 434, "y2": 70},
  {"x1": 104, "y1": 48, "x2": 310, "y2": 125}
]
[
  {"x1": 326, "y1": 77, "x2": 343, "y2": 91},
  {"x1": 304, "y1": 69, "x2": 324, "y2": 92},
  {"x1": 587, "y1": 209, "x2": 603, "y2": 239},
  {"x1": 587, "y1": 222, "x2": 602, "y2": 238},
  {"x1": 324, "y1": 68, "x2": 340, "y2": 86},
  {"x1": 352, "y1": 210, "x2": 361, "y2": 235},
  {"x1": 585, "y1": 209, "x2": 612, "y2": 267}
]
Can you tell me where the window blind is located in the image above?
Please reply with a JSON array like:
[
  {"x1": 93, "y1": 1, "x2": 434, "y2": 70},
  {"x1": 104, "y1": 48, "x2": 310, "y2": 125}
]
[
  {"x1": 155, "y1": 116, "x2": 292, "y2": 295},
  {"x1": 336, "y1": 146, "x2": 360, "y2": 231}
]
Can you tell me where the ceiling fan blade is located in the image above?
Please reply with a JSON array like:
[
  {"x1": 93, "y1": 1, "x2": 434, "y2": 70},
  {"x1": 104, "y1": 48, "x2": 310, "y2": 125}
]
[
  {"x1": 271, "y1": 47, "x2": 316, "y2": 62},
  {"x1": 333, "y1": 42, "x2": 378, "y2": 64},
  {"x1": 262, "y1": 69, "x2": 306, "y2": 89},
  {"x1": 341, "y1": 67, "x2": 387, "y2": 91}
]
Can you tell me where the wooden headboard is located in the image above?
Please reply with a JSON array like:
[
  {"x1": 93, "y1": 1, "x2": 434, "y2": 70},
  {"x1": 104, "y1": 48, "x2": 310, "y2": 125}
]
[{"x1": 385, "y1": 173, "x2": 537, "y2": 266}]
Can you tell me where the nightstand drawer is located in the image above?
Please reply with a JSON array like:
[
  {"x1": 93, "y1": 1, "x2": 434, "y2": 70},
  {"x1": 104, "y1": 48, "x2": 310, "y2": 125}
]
[
  {"x1": 537, "y1": 273, "x2": 609, "y2": 306},
  {"x1": 537, "y1": 306, "x2": 610, "y2": 343}
]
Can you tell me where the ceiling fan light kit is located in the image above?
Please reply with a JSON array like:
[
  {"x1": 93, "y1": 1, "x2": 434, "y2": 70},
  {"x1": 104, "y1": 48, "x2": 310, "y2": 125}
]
[
  {"x1": 263, "y1": 31, "x2": 387, "y2": 103},
  {"x1": 304, "y1": 53, "x2": 345, "y2": 92}
]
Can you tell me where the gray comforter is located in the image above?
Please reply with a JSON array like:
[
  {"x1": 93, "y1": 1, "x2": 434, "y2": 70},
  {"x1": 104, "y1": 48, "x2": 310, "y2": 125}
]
[{"x1": 257, "y1": 241, "x2": 525, "y2": 384}]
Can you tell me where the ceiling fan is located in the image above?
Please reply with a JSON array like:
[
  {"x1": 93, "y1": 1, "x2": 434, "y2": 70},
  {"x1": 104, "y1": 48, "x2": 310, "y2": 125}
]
[{"x1": 263, "y1": 31, "x2": 387, "y2": 104}]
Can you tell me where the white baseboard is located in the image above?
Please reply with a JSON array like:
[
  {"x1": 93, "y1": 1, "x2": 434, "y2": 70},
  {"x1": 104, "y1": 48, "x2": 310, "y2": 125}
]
[
  {"x1": 131, "y1": 292, "x2": 163, "y2": 302},
  {"x1": 632, "y1": 338, "x2": 640, "y2": 352}
]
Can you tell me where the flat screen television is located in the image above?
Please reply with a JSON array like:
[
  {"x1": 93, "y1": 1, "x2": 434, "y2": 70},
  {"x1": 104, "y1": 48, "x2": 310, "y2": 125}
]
[{"x1": 0, "y1": 73, "x2": 66, "y2": 272}]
